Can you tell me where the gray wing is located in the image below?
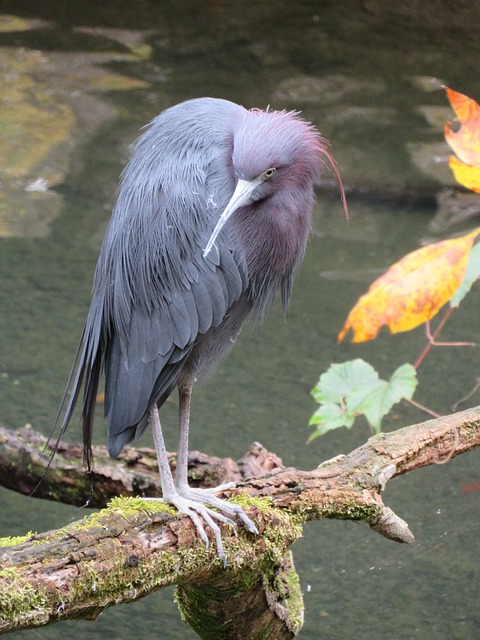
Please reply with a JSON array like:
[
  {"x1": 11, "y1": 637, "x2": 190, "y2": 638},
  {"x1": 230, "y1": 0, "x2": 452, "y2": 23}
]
[{"x1": 103, "y1": 242, "x2": 247, "y2": 457}]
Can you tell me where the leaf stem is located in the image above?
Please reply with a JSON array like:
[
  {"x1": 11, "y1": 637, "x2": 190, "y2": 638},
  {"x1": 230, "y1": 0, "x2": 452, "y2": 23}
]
[
  {"x1": 405, "y1": 397, "x2": 442, "y2": 418},
  {"x1": 413, "y1": 308, "x2": 475, "y2": 369}
]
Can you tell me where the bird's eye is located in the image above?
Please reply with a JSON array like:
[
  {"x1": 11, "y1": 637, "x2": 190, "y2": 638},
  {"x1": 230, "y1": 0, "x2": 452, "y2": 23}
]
[{"x1": 262, "y1": 167, "x2": 276, "y2": 180}]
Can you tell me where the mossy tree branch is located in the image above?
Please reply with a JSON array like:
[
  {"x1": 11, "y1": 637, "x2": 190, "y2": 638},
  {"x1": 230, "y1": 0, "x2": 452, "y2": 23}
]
[{"x1": 0, "y1": 406, "x2": 478, "y2": 637}]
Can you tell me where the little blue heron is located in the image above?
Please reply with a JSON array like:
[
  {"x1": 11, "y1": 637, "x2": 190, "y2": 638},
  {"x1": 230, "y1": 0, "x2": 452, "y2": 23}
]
[{"x1": 57, "y1": 97, "x2": 346, "y2": 563}]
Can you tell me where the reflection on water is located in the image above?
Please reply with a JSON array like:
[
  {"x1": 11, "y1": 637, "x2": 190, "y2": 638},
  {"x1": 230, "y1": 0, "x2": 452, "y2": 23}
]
[{"x1": 0, "y1": 2, "x2": 479, "y2": 638}]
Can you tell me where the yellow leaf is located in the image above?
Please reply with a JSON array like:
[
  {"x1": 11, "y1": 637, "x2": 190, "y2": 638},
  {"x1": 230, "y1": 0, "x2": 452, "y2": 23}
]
[
  {"x1": 338, "y1": 228, "x2": 480, "y2": 343},
  {"x1": 448, "y1": 155, "x2": 480, "y2": 193}
]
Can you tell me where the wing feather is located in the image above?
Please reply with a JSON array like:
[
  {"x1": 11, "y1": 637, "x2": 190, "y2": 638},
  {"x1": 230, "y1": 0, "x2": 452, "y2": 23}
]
[{"x1": 169, "y1": 291, "x2": 193, "y2": 349}]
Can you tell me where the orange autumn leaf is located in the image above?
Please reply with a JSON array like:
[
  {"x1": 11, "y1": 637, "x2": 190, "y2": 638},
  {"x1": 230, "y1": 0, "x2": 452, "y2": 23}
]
[
  {"x1": 338, "y1": 227, "x2": 480, "y2": 344},
  {"x1": 444, "y1": 87, "x2": 480, "y2": 193},
  {"x1": 444, "y1": 87, "x2": 480, "y2": 165}
]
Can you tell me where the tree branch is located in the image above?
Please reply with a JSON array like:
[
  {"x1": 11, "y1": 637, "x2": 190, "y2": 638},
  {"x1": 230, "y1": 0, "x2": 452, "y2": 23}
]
[
  {"x1": 0, "y1": 424, "x2": 283, "y2": 508},
  {"x1": 0, "y1": 406, "x2": 478, "y2": 637}
]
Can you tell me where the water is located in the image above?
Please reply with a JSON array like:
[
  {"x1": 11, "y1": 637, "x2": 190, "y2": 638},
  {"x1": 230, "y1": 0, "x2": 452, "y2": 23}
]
[{"x1": 0, "y1": 1, "x2": 479, "y2": 638}]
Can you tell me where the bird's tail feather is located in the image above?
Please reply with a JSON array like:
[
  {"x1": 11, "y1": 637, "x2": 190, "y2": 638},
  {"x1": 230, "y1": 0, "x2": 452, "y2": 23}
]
[
  {"x1": 81, "y1": 348, "x2": 102, "y2": 473},
  {"x1": 31, "y1": 329, "x2": 85, "y2": 494},
  {"x1": 34, "y1": 326, "x2": 100, "y2": 497}
]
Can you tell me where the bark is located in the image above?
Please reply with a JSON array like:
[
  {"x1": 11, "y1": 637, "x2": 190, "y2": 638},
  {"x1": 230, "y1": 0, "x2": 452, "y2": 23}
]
[{"x1": 0, "y1": 406, "x2": 478, "y2": 638}]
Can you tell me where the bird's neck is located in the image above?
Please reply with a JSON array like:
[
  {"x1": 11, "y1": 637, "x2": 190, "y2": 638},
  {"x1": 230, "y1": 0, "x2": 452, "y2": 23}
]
[{"x1": 231, "y1": 187, "x2": 313, "y2": 313}]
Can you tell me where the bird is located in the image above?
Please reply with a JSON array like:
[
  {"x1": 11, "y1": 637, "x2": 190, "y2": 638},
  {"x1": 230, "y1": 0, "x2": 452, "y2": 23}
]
[{"x1": 55, "y1": 97, "x2": 346, "y2": 563}]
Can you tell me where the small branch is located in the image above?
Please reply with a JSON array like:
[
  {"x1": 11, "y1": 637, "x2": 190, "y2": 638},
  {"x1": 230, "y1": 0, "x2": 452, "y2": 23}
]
[
  {"x1": 369, "y1": 506, "x2": 415, "y2": 543},
  {"x1": 405, "y1": 397, "x2": 442, "y2": 418},
  {"x1": 452, "y1": 377, "x2": 480, "y2": 411},
  {"x1": 414, "y1": 310, "x2": 476, "y2": 370}
]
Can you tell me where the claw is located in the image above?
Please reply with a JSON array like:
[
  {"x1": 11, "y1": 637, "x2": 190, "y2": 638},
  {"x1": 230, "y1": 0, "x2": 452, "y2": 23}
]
[
  {"x1": 236, "y1": 510, "x2": 259, "y2": 535},
  {"x1": 144, "y1": 486, "x2": 257, "y2": 564}
]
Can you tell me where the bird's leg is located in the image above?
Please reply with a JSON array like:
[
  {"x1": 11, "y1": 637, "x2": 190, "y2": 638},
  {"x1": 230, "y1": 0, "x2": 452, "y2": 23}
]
[
  {"x1": 149, "y1": 405, "x2": 177, "y2": 498},
  {"x1": 148, "y1": 392, "x2": 258, "y2": 564},
  {"x1": 173, "y1": 383, "x2": 259, "y2": 535},
  {"x1": 175, "y1": 382, "x2": 234, "y2": 493},
  {"x1": 174, "y1": 382, "x2": 193, "y2": 492},
  {"x1": 148, "y1": 402, "x2": 245, "y2": 565}
]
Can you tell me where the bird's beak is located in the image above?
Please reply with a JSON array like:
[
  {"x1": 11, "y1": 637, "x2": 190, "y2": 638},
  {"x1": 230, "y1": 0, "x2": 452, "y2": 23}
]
[{"x1": 203, "y1": 178, "x2": 260, "y2": 257}]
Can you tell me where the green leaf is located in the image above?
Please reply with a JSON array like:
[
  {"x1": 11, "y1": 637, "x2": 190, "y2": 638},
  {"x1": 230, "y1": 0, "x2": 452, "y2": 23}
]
[
  {"x1": 450, "y1": 241, "x2": 480, "y2": 307},
  {"x1": 308, "y1": 403, "x2": 355, "y2": 441},
  {"x1": 347, "y1": 363, "x2": 417, "y2": 433},
  {"x1": 311, "y1": 358, "x2": 380, "y2": 404},
  {"x1": 309, "y1": 360, "x2": 417, "y2": 438}
]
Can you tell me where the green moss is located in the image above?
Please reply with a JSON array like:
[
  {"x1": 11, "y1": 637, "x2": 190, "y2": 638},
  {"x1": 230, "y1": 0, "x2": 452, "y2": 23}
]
[
  {"x1": 228, "y1": 494, "x2": 273, "y2": 513},
  {"x1": 106, "y1": 495, "x2": 176, "y2": 516},
  {"x1": 45, "y1": 497, "x2": 214, "y2": 609},
  {"x1": 329, "y1": 501, "x2": 382, "y2": 522},
  {"x1": 64, "y1": 496, "x2": 176, "y2": 534},
  {"x1": 296, "y1": 496, "x2": 382, "y2": 524},
  {"x1": 175, "y1": 501, "x2": 305, "y2": 637},
  {"x1": 281, "y1": 565, "x2": 304, "y2": 632},
  {"x1": 0, "y1": 532, "x2": 35, "y2": 547},
  {"x1": 175, "y1": 526, "x2": 305, "y2": 638},
  {"x1": 464, "y1": 419, "x2": 480, "y2": 444},
  {"x1": 0, "y1": 567, "x2": 48, "y2": 619}
]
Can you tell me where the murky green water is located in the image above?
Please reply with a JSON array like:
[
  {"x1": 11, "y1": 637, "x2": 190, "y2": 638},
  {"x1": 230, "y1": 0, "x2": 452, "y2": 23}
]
[{"x1": 0, "y1": 1, "x2": 479, "y2": 638}]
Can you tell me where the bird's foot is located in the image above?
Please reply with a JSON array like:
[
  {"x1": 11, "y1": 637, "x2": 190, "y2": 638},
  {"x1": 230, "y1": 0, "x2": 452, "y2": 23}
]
[
  {"x1": 181, "y1": 485, "x2": 259, "y2": 534},
  {"x1": 145, "y1": 486, "x2": 258, "y2": 565}
]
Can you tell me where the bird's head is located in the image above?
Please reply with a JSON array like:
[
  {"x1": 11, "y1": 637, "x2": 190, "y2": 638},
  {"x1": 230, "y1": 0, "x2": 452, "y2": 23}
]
[{"x1": 203, "y1": 106, "x2": 346, "y2": 257}]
